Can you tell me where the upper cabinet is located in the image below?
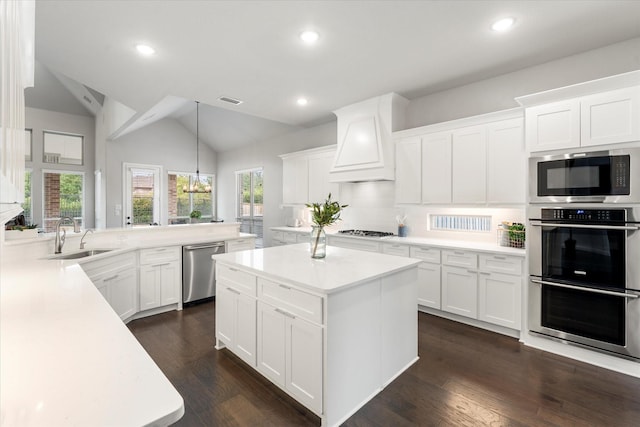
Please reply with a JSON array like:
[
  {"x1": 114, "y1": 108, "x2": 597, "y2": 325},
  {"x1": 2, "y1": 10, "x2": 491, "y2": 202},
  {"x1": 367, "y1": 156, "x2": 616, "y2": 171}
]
[
  {"x1": 330, "y1": 93, "x2": 409, "y2": 183},
  {"x1": 517, "y1": 71, "x2": 640, "y2": 153},
  {"x1": 280, "y1": 146, "x2": 339, "y2": 205},
  {"x1": 394, "y1": 111, "x2": 525, "y2": 205}
]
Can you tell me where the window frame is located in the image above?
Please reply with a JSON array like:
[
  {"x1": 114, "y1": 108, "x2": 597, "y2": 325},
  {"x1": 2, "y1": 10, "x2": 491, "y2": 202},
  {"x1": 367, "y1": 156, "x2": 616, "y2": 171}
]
[
  {"x1": 42, "y1": 169, "x2": 85, "y2": 232},
  {"x1": 167, "y1": 171, "x2": 215, "y2": 225},
  {"x1": 42, "y1": 130, "x2": 84, "y2": 166}
]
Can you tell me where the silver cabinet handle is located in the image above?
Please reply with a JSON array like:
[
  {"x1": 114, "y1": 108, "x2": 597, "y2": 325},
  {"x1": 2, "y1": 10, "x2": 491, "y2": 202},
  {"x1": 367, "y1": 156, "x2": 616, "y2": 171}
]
[
  {"x1": 227, "y1": 287, "x2": 241, "y2": 295},
  {"x1": 279, "y1": 284, "x2": 291, "y2": 290},
  {"x1": 229, "y1": 267, "x2": 238, "y2": 272},
  {"x1": 275, "y1": 308, "x2": 296, "y2": 319},
  {"x1": 530, "y1": 221, "x2": 639, "y2": 231},
  {"x1": 530, "y1": 279, "x2": 639, "y2": 299},
  {"x1": 493, "y1": 256, "x2": 506, "y2": 260},
  {"x1": 479, "y1": 271, "x2": 490, "y2": 276},
  {"x1": 454, "y1": 251, "x2": 465, "y2": 255},
  {"x1": 104, "y1": 274, "x2": 119, "y2": 282}
]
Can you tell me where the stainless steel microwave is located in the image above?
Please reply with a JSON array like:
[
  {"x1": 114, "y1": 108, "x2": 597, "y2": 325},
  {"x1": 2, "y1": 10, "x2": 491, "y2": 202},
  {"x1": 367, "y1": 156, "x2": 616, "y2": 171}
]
[{"x1": 530, "y1": 148, "x2": 640, "y2": 203}]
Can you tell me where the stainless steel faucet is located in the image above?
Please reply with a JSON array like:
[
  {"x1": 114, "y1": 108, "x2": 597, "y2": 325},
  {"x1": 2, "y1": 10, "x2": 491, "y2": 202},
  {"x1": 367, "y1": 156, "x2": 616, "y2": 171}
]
[
  {"x1": 54, "y1": 217, "x2": 79, "y2": 254},
  {"x1": 80, "y1": 229, "x2": 94, "y2": 249}
]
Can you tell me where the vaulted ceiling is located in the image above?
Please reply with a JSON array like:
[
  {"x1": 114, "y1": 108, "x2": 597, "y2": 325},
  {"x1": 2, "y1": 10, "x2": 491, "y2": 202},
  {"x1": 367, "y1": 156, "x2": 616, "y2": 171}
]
[{"x1": 30, "y1": 0, "x2": 640, "y2": 151}]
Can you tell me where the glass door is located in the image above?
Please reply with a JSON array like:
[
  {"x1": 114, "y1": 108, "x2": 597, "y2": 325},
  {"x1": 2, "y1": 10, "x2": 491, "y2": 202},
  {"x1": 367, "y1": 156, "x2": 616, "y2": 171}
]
[
  {"x1": 124, "y1": 164, "x2": 161, "y2": 227},
  {"x1": 236, "y1": 168, "x2": 263, "y2": 247}
]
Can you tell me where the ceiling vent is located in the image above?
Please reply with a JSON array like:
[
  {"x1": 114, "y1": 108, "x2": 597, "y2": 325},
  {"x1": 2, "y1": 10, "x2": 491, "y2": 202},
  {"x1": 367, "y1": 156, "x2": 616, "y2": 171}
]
[{"x1": 218, "y1": 96, "x2": 243, "y2": 105}]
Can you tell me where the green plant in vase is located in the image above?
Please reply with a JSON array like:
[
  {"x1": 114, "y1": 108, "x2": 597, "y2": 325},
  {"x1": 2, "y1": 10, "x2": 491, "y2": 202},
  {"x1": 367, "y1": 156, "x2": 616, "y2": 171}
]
[{"x1": 305, "y1": 193, "x2": 347, "y2": 258}]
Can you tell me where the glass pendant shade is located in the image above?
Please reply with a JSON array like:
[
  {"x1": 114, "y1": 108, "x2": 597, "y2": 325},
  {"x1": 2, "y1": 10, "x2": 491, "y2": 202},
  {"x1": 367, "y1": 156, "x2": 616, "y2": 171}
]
[{"x1": 185, "y1": 101, "x2": 211, "y2": 194}]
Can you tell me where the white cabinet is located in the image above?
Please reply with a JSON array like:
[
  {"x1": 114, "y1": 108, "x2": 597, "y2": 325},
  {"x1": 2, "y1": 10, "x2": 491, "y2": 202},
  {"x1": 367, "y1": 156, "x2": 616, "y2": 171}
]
[
  {"x1": 226, "y1": 237, "x2": 255, "y2": 252},
  {"x1": 138, "y1": 247, "x2": 181, "y2": 311},
  {"x1": 580, "y1": 87, "x2": 640, "y2": 147},
  {"x1": 280, "y1": 146, "x2": 338, "y2": 205},
  {"x1": 486, "y1": 118, "x2": 526, "y2": 204},
  {"x1": 478, "y1": 254, "x2": 522, "y2": 330},
  {"x1": 452, "y1": 125, "x2": 486, "y2": 204},
  {"x1": 525, "y1": 100, "x2": 581, "y2": 152},
  {"x1": 82, "y1": 252, "x2": 138, "y2": 322},
  {"x1": 421, "y1": 132, "x2": 452, "y2": 204},
  {"x1": 524, "y1": 85, "x2": 640, "y2": 152},
  {"x1": 257, "y1": 301, "x2": 322, "y2": 413},
  {"x1": 329, "y1": 235, "x2": 381, "y2": 252},
  {"x1": 410, "y1": 246, "x2": 441, "y2": 309},
  {"x1": 381, "y1": 242, "x2": 410, "y2": 257},
  {"x1": 271, "y1": 229, "x2": 304, "y2": 246},
  {"x1": 282, "y1": 155, "x2": 308, "y2": 205},
  {"x1": 216, "y1": 264, "x2": 258, "y2": 366},
  {"x1": 395, "y1": 137, "x2": 422, "y2": 204},
  {"x1": 441, "y1": 265, "x2": 478, "y2": 318}
]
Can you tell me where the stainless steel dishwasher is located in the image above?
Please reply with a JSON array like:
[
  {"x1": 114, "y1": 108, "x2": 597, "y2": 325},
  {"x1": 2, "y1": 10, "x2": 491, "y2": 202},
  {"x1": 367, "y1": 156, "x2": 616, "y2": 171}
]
[{"x1": 182, "y1": 242, "x2": 225, "y2": 304}]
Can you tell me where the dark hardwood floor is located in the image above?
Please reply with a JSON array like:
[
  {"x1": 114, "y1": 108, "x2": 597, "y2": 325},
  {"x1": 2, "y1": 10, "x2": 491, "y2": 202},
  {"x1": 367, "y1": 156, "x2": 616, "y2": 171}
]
[{"x1": 128, "y1": 301, "x2": 640, "y2": 426}]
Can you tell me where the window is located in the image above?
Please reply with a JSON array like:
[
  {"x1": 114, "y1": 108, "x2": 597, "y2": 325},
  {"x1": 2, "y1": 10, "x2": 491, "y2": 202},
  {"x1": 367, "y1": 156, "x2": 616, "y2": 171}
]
[
  {"x1": 43, "y1": 131, "x2": 83, "y2": 165},
  {"x1": 236, "y1": 168, "x2": 263, "y2": 247},
  {"x1": 168, "y1": 172, "x2": 215, "y2": 224},
  {"x1": 22, "y1": 170, "x2": 32, "y2": 224},
  {"x1": 25, "y1": 129, "x2": 32, "y2": 161},
  {"x1": 43, "y1": 171, "x2": 84, "y2": 232}
]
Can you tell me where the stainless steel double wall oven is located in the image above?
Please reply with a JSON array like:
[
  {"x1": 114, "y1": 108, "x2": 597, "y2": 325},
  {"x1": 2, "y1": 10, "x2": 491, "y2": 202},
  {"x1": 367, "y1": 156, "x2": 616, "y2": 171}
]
[{"x1": 529, "y1": 148, "x2": 640, "y2": 360}]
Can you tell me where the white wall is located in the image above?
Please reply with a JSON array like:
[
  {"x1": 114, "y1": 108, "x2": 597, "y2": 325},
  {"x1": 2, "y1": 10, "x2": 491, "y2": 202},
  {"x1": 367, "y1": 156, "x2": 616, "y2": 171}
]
[
  {"x1": 216, "y1": 122, "x2": 336, "y2": 247},
  {"x1": 406, "y1": 37, "x2": 640, "y2": 128},
  {"x1": 24, "y1": 107, "x2": 96, "y2": 228},
  {"x1": 105, "y1": 118, "x2": 217, "y2": 228}
]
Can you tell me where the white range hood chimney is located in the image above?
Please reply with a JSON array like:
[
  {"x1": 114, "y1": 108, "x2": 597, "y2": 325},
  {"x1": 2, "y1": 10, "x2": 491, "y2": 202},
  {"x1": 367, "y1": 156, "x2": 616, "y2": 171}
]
[{"x1": 330, "y1": 92, "x2": 409, "y2": 182}]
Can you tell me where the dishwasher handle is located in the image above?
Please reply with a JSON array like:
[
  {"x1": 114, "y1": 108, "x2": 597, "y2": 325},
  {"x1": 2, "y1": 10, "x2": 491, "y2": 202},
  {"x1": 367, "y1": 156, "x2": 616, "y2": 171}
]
[{"x1": 183, "y1": 242, "x2": 225, "y2": 251}]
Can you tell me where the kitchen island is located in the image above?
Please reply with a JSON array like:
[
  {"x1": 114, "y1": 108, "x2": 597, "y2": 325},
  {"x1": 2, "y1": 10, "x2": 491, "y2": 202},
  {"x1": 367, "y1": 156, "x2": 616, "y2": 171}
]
[{"x1": 213, "y1": 243, "x2": 421, "y2": 427}]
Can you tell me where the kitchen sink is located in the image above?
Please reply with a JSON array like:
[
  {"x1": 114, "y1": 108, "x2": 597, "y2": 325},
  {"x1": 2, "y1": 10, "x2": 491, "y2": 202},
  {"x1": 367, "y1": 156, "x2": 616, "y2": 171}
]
[{"x1": 51, "y1": 249, "x2": 114, "y2": 260}]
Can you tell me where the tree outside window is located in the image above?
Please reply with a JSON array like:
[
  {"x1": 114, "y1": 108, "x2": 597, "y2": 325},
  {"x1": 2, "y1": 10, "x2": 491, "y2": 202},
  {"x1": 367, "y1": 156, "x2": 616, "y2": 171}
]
[{"x1": 43, "y1": 171, "x2": 83, "y2": 232}]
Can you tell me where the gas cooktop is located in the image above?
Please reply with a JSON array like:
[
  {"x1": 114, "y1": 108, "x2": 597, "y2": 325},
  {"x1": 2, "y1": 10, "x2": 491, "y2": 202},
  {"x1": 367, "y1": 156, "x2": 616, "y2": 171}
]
[{"x1": 338, "y1": 229, "x2": 395, "y2": 238}]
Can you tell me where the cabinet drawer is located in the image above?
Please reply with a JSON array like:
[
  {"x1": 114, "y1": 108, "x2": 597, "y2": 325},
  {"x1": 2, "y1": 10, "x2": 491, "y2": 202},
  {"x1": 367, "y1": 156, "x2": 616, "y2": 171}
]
[
  {"x1": 258, "y1": 278, "x2": 323, "y2": 325},
  {"x1": 139, "y1": 246, "x2": 181, "y2": 265},
  {"x1": 227, "y1": 238, "x2": 255, "y2": 253},
  {"x1": 442, "y1": 249, "x2": 477, "y2": 269},
  {"x1": 410, "y1": 246, "x2": 441, "y2": 264},
  {"x1": 283, "y1": 232, "x2": 299, "y2": 244},
  {"x1": 381, "y1": 243, "x2": 410, "y2": 257},
  {"x1": 217, "y1": 264, "x2": 257, "y2": 296},
  {"x1": 479, "y1": 254, "x2": 523, "y2": 276},
  {"x1": 81, "y1": 252, "x2": 136, "y2": 279},
  {"x1": 329, "y1": 236, "x2": 381, "y2": 253}
]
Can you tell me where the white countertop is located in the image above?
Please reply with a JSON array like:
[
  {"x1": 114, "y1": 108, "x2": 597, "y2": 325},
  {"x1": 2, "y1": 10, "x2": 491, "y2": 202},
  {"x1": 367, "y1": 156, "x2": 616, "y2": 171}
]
[
  {"x1": 0, "y1": 259, "x2": 184, "y2": 426},
  {"x1": 270, "y1": 226, "x2": 525, "y2": 256},
  {"x1": 213, "y1": 243, "x2": 421, "y2": 294}
]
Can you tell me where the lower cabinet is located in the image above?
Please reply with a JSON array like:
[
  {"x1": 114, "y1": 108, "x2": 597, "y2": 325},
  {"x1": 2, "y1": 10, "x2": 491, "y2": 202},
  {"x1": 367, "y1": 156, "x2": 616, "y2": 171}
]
[
  {"x1": 93, "y1": 267, "x2": 138, "y2": 320},
  {"x1": 441, "y1": 265, "x2": 478, "y2": 318},
  {"x1": 226, "y1": 237, "x2": 256, "y2": 252},
  {"x1": 416, "y1": 262, "x2": 441, "y2": 309},
  {"x1": 217, "y1": 285, "x2": 257, "y2": 366},
  {"x1": 138, "y1": 247, "x2": 181, "y2": 311},
  {"x1": 257, "y1": 301, "x2": 322, "y2": 413}
]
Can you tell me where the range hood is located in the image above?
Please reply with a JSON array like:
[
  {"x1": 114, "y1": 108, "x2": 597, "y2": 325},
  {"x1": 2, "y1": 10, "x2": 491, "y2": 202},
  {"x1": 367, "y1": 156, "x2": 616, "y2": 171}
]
[{"x1": 330, "y1": 92, "x2": 408, "y2": 182}]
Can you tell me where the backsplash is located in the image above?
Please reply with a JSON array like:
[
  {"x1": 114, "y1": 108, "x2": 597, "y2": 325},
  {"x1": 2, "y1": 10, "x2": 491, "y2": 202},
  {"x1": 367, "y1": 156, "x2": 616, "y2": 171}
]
[{"x1": 289, "y1": 181, "x2": 526, "y2": 244}]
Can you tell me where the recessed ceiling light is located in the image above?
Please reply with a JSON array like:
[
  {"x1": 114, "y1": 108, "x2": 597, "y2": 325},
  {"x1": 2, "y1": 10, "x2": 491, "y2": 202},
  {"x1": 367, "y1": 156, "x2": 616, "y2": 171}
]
[
  {"x1": 296, "y1": 97, "x2": 308, "y2": 106},
  {"x1": 491, "y1": 17, "x2": 515, "y2": 32},
  {"x1": 136, "y1": 44, "x2": 156, "y2": 56},
  {"x1": 300, "y1": 30, "x2": 320, "y2": 44}
]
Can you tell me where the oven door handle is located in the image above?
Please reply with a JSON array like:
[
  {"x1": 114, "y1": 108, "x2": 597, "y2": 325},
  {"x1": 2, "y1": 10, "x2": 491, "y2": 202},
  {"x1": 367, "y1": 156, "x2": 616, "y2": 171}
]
[
  {"x1": 531, "y1": 279, "x2": 639, "y2": 299},
  {"x1": 529, "y1": 221, "x2": 639, "y2": 231}
]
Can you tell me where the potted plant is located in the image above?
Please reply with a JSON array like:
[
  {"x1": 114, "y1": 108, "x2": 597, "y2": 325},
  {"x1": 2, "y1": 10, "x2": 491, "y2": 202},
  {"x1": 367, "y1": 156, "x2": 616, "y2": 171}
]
[
  {"x1": 189, "y1": 210, "x2": 202, "y2": 224},
  {"x1": 305, "y1": 193, "x2": 347, "y2": 258},
  {"x1": 5, "y1": 223, "x2": 38, "y2": 240}
]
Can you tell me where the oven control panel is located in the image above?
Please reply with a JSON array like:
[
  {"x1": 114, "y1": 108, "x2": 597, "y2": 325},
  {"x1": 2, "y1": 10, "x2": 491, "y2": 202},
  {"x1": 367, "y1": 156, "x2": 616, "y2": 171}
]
[{"x1": 541, "y1": 208, "x2": 626, "y2": 222}]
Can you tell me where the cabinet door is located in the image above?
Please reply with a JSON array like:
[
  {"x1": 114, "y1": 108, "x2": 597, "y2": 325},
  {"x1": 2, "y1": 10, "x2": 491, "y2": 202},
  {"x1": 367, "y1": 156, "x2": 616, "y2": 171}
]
[
  {"x1": 109, "y1": 267, "x2": 138, "y2": 321},
  {"x1": 441, "y1": 265, "x2": 478, "y2": 319},
  {"x1": 452, "y1": 125, "x2": 486, "y2": 203},
  {"x1": 308, "y1": 151, "x2": 340, "y2": 203},
  {"x1": 93, "y1": 277, "x2": 110, "y2": 301},
  {"x1": 525, "y1": 100, "x2": 580, "y2": 152},
  {"x1": 486, "y1": 118, "x2": 526, "y2": 204},
  {"x1": 395, "y1": 137, "x2": 422, "y2": 204},
  {"x1": 282, "y1": 156, "x2": 308, "y2": 204},
  {"x1": 216, "y1": 284, "x2": 236, "y2": 346},
  {"x1": 234, "y1": 292, "x2": 257, "y2": 367},
  {"x1": 160, "y1": 261, "x2": 181, "y2": 306},
  {"x1": 417, "y1": 262, "x2": 440, "y2": 309},
  {"x1": 581, "y1": 86, "x2": 640, "y2": 147},
  {"x1": 422, "y1": 132, "x2": 452, "y2": 204},
  {"x1": 286, "y1": 316, "x2": 323, "y2": 414},
  {"x1": 139, "y1": 265, "x2": 161, "y2": 310},
  {"x1": 478, "y1": 272, "x2": 521, "y2": 330},
  {"x1": 256, "y1": 302, "x2": 286, "y2": 387}
]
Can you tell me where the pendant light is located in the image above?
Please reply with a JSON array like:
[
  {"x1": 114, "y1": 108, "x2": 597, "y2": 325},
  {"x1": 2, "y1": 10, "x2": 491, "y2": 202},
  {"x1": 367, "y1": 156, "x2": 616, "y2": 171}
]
[{"x1": 184, "y1": 101, "x2": 212, "y2": 193}]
